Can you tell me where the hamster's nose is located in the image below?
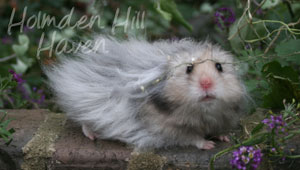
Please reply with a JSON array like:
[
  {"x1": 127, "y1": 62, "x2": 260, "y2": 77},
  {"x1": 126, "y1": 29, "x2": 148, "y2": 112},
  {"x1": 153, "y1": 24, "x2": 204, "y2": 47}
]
[{"x1": 200, "y1": 77, "x2": 213, "y2": 90}]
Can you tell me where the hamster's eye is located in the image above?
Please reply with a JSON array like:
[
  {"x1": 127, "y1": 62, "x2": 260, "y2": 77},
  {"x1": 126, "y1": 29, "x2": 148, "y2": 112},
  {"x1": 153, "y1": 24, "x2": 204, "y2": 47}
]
[
  {"x1": 186, "y1": 64, "x2": 194, "y2": 74},
  {"x1": 215, "y1": 63, "x2": 223, "y2": 72}
]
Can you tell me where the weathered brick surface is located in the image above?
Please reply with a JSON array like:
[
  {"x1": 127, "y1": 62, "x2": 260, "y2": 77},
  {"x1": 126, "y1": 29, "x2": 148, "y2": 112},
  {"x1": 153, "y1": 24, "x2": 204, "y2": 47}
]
[
  {"x1": 1, "y1": 110, "x2": 300, "y2": 170},
  {"x1": 50, "y1": 120, "x2": 132, "y2": 170},
  {"x1": 0, "y1": 109, "x2": 48, "y2": 170}
]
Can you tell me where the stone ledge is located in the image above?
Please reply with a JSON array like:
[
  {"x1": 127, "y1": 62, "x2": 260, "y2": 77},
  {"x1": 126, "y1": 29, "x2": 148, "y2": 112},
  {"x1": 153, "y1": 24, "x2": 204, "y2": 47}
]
[
  {"x1": 0, "y1": 109, "x2": 49, "y2": 170},
  {"x1": 0, "y1": 109, "x2": 300, "y2": 170}
]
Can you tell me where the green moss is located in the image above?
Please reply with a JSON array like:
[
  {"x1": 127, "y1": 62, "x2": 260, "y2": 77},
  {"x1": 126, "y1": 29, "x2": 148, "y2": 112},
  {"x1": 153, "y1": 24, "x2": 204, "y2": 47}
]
[
  {"x1": 21, "y1": 112, "x2": 66, "y2": 170},
  {"x1": 127, "y1": 152, "x2": 166, "y2": 170}
]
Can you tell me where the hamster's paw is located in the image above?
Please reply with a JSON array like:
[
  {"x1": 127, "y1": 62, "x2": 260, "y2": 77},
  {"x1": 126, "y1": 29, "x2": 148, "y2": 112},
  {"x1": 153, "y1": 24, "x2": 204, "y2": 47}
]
[
  {"x1": 195, "y1": 140, "x2": 215, "y2": 150},
  {"x1": 218, "y1": 135, "x2": 230, "y2": 142},
  {"x1": 82, "y1": 124, "x2": 96, "y2": 141}
]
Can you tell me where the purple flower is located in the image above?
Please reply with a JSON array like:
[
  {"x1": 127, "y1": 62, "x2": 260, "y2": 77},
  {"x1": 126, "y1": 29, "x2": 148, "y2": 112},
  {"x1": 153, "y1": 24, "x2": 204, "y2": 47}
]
[
  {"x1": 8, "y1": 70, "x2": 45, "y2": 106},
  {"x1": 9, "y1": 70, "x2": 25, "y2": 84},
  {"x1": 271, "y1": 148, "x2": 276, "y2": 153},
  {"x1": 23, "y1": 26, "x2": 33, "y2": 33},
  {"x1": 245, "y1": 43, "x2": 251, "y2": 50},
  {"x1": 214, "y1": 7, "x2": 236, "y2": 30},
  {"x1": 230, "y1": 146, "x2": 262, "y2": 170},
  {"x1": 32, "y1": 89, "x2": 45, "y2": 105},
  {"x1": 256, "y1": 8, "x2": 263, "y2": 16},
  {"x1": 1, "y1": 36, "x2": 13, "y2": 44},
  {"x1": 262, "y1": 115, "x2": 287, "y2": 134},
  {"x1": 17, "y1": 83, "x2": 30, "y2": 100}
]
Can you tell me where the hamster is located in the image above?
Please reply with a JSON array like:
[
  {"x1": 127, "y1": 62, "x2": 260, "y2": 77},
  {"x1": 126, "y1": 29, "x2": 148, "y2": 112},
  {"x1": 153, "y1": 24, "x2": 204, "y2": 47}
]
[{"x1": 43, "y1": 37, "x2": 248, "y2": 150}]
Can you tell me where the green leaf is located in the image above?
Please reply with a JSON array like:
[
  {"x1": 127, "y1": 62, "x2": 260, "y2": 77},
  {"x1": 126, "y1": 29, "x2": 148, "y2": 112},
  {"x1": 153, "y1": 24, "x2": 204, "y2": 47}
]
[
  {"x1": 5, "y1": 138, "x2": 13, "y2": 145},
  {"x1": 0, "y1": 110, "x2": 7, "y2": 122},
  {"x1": 262, "y1": 61, "x2": 299, "y2": 82},
  {"x1": 12, "y1": 34, "x2": 29, "y2": 56},
  {"x1": 1, "y1": 119, "x2": 11, "y2": 128},
  {"x1": 251, "y1": 123, "x2": 264, "y2": 135},
  {"x1": 200, "y1": 3, "x2": 213, "y2": 13},
  {"x1": 156, "y1": 0, "x2": 193, "y2": 31},
  {"x1": 228, "y1": 16, "x2": 248, "y2": 54},
  {"x1": 262, "y1": 0, "x2": 281, "y2": 9},
  {"x1": 12, "y1": 44, "x2": 27, "y2": 56},
  {"x1": 155, "y1": 2, "x2": 172, "y2": 21},
  {"x1": 62, "y1": 28, "x2": 75, "y2": 38},
  {"x1": 11, "y1": 59, "x2": 29, "y2": 74},
  {"x1": 275, "y1": 39, "x2": 300, "y2": 64},
  {"x1": 0, "y1": 77, "x2": 17, "y2": 91},
  {"x1": 8, "y1": 128, "x2": 15, "y2": 134},
  {"x1": 18, "y1": 34, "x2": 29, "y2": 45},
  {"x1": 242, "y1": 134, "x2": 268, "y2": 146},
  {"x1": 0, "y1": 99, "x2": 3, "y2": 108},
  {"x1": 48, "y1": 31, "x2": 63, "y2": 43},
  {"x1": 261, "y1": 61, "x2": 300, "y2": 109},
  {"x1": 229, "y1": 17, "x2": 266, "y2": 54}
]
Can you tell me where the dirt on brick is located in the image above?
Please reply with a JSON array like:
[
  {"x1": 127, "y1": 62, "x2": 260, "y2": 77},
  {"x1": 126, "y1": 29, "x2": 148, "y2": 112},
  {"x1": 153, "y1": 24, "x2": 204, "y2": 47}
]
[
  {"x1": 21, "y1": 112, "x2": 66, "y2": 170},
  {"x1": 127, "y1": 152, "x2": 166, "y2": 170}
]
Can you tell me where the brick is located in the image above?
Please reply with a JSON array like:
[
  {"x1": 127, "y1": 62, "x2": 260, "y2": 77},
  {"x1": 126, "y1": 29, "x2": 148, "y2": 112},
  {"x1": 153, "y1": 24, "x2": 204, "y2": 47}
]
[
  {"x1": 0, "y1": 110, "x2": 48, "y2": 170},
  {"x1": 1, "y1": 109, "x2": 300, "y2": 170}
]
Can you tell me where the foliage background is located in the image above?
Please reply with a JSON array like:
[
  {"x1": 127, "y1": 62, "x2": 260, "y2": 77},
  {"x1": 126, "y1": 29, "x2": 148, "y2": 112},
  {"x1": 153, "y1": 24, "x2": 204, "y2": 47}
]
[
  {"x1": 1, "y1": 0, "x2": 300, "y2": 168},
  {"x1": 1, "y1": 0, "x2": 299, "y2": 111}
]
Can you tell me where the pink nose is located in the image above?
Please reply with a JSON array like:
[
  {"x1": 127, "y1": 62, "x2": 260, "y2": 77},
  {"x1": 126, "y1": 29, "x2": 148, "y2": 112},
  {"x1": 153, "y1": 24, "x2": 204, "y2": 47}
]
[{"x1": 200, "y1": 77, "x2": 213, "y2": 90}]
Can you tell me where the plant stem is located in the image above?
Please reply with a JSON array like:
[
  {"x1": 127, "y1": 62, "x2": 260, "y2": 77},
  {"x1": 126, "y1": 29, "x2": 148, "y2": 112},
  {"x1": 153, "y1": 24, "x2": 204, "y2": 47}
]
[
  {"x1": 0, "y1": 54, "x2": 16, "y2": 62},
  {"x1": 209, "y1": 143, "x2": 241, "y2": 170}
]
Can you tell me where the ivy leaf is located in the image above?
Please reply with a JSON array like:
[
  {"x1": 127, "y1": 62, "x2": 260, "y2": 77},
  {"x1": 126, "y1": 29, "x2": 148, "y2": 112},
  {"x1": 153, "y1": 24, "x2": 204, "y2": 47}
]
[
  {"x1": 275, "y1": 39, "x2": 300, "y2": 64},
  {"x1": 12, "y1": 44, "x2": 27, "y2": 56},
  {"x1": 156, "y1": 0, "x2": 193, "y2": 31},
  {"x1": 12, "y1": 34, "x2": 29, "y2": 56},
  {"x1": 11, "y1": 59, "x2": 28, "y2": 74},
  {"x1": 18, "y1": 34, "x2": 29, "y2": 45}
]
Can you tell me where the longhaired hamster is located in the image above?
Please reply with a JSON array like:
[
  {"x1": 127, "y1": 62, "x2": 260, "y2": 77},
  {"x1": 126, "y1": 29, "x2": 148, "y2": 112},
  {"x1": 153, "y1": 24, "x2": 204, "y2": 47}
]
[{"x1": 44, "y1": 37, "x2": 248, "y2": 150}]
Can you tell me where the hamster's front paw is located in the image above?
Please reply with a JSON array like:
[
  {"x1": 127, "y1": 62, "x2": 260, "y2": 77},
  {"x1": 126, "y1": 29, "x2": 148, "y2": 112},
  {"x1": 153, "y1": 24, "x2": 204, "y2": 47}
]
[
  {"x1": 218, "y1": 135, "x2": 230, "y2": 142},
  {"x1": 195, "y1": 140, "x2": 215, "y2": 150},
  {"x1": 82, "y1": 124, "x2": 96, "y2": 140}
]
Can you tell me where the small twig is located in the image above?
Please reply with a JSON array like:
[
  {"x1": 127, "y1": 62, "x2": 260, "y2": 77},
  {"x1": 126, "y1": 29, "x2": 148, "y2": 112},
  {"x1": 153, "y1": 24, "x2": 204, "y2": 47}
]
[
  {"x1": 252, "y1": 0, "x2": 260, "y2": 6},
  {"x1": 245, "y1": 28, "x2": 283, "y2": 43},
  {"x1": 247, "y1": 0, "x2": 253, "y2": 22},
  {"x1": 263, "y1": 18, "x2": 300, "y2": 55},
  {"x1": 228, "y1": 0, "x2": 250, "y2": 41},
  {"x1": 252, "y1": 19, "x2": 300, "y2": 35},
  {"x1": 0, "y1": 54, "x2": 16, "y2": 62},
  {"x1": 263, "y1": 22, "x2": 272, "y2": 41},
  {"x1": 229, "y1": 9, "x2": 300, "y2": 42},
  {"x1": 244, "y1": 125, "x2": 250, "y2": 136},
  {"x1": 251, "y1": 0, "x2": 267, "y2": 16},
  {"x1": 249, "y1": 23, "x2": 268, "y2": 44},
  {"x1": 2, "y1": 93, "x2": 15, "y2": 108},
  {"x1": 264, "y1": 26, "x2": 284, "y2": 55},
  {"x1": 228, "y1": 22, "x2": 248, "y2": 40}
]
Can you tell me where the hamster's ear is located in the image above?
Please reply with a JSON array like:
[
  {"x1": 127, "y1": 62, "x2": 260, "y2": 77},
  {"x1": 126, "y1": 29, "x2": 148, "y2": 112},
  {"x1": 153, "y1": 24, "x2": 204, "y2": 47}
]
[{"x1": 234, "y1": 62, "x2": 249, "y2": 76}]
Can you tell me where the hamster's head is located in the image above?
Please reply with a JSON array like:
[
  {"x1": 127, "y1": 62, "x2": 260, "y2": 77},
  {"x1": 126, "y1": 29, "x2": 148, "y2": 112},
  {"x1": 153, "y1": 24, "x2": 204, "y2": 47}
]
[{"x1": 164, "y1": 43, "x2": 246, "y2": 110}]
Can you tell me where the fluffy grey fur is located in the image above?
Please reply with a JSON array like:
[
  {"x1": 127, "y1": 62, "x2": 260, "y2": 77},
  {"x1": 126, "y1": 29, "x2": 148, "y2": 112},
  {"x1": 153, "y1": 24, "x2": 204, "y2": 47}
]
[{"x1": 44, "y1": 36, "x2": 248, "y2": 150}]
